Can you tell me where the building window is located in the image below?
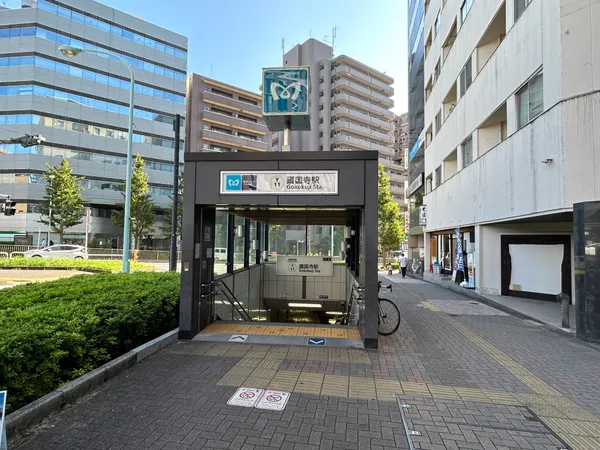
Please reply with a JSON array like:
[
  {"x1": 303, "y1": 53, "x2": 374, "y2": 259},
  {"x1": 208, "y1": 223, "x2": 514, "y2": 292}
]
[
  {"x1": 459, "y1": 56, "x2": 472, "y2": 96},
  {"x1": 434, "y1": 166, "x2": 442, "y2": 188},
  {"x1": 517, "y1": 69, "x2": 543, "y2": 128},
  {"x1": 435, "y1": 111, "x2": 442, "y2": 134},
  {"x1": 461, "y1": 0, "x2": 473, "y2": 23},
  {"x1": 434, "y1": 59, "x2": 441, "y2": 83},
  {"x1": 515, "y1": 0, "x2": 533, "y2": 21},
  {"x1": 434, "y1": 10, "x2": 441, "y2": 38},
  {"x1": 462, "y1": 135, "x2": 473, "y2": 167}
]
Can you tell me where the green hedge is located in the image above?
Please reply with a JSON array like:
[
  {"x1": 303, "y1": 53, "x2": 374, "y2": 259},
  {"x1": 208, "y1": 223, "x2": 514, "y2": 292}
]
[
  {"x1": 0, "y1": 272, "x2": 180, "y2": 413},
  {"x1": 381, "y1": 263, "x2": 400, "y2": 271},
  {"x1": 0, "y1": 257, "x2": 152, "y2": 271}
]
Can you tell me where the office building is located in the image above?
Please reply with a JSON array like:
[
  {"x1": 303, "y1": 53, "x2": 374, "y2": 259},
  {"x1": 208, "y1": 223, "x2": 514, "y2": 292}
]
[
  {"x1": 422, "y1": 0, "x2": 600, "y2": 302},
  {"x1": 271, "y1": 39, "x2": 405, "y2": 204},
  {"x1": 406, "y1": 0, "x2": 426, "y2": 271},
  {"x1": 186, "y1": 75, "x2": 269, "y2": 154},
  {"x1": 0, "y1": 0, "x2": 187, "y2": 247}
]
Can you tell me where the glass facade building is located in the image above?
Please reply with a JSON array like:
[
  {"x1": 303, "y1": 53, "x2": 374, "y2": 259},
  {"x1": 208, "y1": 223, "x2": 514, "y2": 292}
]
[{"x1": 0, "y1": 0, "x2": 187, "y2": 247}]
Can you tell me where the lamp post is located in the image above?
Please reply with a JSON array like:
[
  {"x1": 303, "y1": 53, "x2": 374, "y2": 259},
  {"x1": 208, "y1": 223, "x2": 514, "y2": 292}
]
[
  {"x1": 59, "y1": 45, "x2": 135, "y2": 273},
  {"x1": 47, "y1": 174, "x2": 54, "y2": 245}
]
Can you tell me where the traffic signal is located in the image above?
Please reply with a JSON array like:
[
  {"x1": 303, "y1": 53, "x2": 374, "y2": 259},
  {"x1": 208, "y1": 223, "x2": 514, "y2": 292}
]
[
  {"x1": 19, "y1": 134, "x2": 46, "y2": 148},
  {"x1": 3, "y1": 199, "x2": 16, "y2": 216}
]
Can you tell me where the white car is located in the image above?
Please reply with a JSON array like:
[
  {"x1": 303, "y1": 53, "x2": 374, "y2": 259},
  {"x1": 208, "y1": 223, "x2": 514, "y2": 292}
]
[{"x1": 23, "y1": 245, "x2": 88, "y2": 260}]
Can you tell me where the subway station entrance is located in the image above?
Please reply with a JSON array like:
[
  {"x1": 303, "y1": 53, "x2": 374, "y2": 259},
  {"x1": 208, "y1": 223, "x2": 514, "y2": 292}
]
[{"x1": 178, "y1": 151, "x2": 380, "y2": 348}]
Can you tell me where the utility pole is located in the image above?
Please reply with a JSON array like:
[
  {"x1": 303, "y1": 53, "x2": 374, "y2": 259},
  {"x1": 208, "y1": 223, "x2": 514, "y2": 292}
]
[{"x1": 169, "y1": 114, "x2": 181, "y2": 271}]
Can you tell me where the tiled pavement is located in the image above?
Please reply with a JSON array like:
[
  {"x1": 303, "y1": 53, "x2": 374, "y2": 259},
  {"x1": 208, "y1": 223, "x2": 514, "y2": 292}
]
[{"x1": 12, "y1": 276, "x2": 600, "y2": 450}]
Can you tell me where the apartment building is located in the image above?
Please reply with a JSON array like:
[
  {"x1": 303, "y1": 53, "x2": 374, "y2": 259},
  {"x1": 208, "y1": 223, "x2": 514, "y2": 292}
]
[
  {"x1": 393, "y1": 112, "x2": 409, "y2": 167},
  {"x1": 270, "y1": 39, "x2": 405, "y2": 204},
  {"x1": 406, "y1": 0, "x2": 426, "y2": 270},
  {"x1": 390, "y1": 113, "x2": 409, "y2": 211},
  {"x1": 422, "y1": 0, "x2": 600, "y2": 303},
  {"x1": 0, "y1": 0, "x2": 187, "y2": 247},
  {"x1": 186, "y1": 75, "x2": 269, "y2": 154}
]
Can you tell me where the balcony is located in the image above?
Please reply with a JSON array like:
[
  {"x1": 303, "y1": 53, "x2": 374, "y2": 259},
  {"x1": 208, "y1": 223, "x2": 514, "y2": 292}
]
[
  {"x1": 389, "y1": 172, "x2": 407, "y2": 184},
  {"x1": 202, "y1": 91, "x2": 262, "y2": 116},
  {"x1": 333, "y1": 93, "x2": 394, "y2": 120},
  {"x1": 332, "y1": 79, "x2": 394, "y2": 107},
  {"x1": 202, "y1": 110, "x2": 267, "y2": 135},
  {"x1": 424, "y1": 105, "x2": 565, "y2": 230},
  {"x1": 332, "y1": 134, "x2": 392, "y2": 154},
  {"x1": 201, "y1": 129, "x2": 267, "y2": 152},
  {"x1": 332, "y1": 64, "x2": 394, "y2": 95},
  {"x1": 332, "y1": 106, "x2": 393, "y2": 131},
  {"x1": 332, "y1": 120, "x2": 393, "y2": 144}
]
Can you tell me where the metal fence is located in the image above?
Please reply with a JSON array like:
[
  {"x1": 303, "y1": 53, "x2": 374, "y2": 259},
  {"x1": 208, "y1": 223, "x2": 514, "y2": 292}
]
[{"x1": 0, "y1": 245, "x2": 181, "y2": 262}]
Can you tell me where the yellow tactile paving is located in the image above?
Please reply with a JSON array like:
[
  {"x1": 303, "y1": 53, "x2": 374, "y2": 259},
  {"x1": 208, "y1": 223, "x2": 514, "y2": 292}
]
[
  {"x1": 401, "y1": 382, "x2": 431, "y2": 396},
  {"x1": 559, "y1": 434, "x2": 600, "y2": 450},
  {"x1": 541, "y1": 417, "x2": 600, "y2": 437},
  {"x1": 268, "y1": 371, "x2": 300, "y2": 392},
  {"x1": 321, "y1": 375, "x2": 349, "y2": 397},
  {"x1": 201, "y1": 322, "x2": 360, "y2": 338},
  {"x1": 375, "y1": 379, "x2": 402, "y2": 402},
  {"x1": 295, "y1": 372, "x2": 324, "y2": 395},
  {"x1": 349, "y1": 377, "x2": 376, "y2": 400},
  {"x1": 421, "y1": 301, "x2": 441, "y2": 311},
  {"x1": 427, "y1": 385, "x2": 462, "y2": 400}
]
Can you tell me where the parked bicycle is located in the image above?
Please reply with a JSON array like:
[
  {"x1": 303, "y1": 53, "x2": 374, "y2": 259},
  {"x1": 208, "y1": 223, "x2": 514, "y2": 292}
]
[
  {"x1": 342, "y1": 281, "x2": 401, "y2": 336},
  {"x1": 377, "y1": 281, "x2": 401, "y2": 336}
]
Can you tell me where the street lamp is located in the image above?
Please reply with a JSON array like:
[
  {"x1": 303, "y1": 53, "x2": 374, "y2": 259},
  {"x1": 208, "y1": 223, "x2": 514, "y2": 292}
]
[
  {"x1": 47, "y1": 174, "x2": 54, "y2": 245},
  {"x1": 59, "y1": 45, "x2": 135, "y2": 273}
]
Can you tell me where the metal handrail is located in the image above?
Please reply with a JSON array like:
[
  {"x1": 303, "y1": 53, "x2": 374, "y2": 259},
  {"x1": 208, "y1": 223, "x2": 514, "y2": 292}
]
[{"x1": 214, "y1": 280, "x2": 252, "y2": 322}]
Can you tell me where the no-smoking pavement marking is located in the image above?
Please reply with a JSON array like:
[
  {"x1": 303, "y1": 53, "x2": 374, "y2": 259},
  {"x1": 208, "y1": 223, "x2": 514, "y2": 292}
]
[
  {"x1": 227, "y1": 387, "x2": 264, "y2": 407},
  {"x1": 255, "y1": 390, "x2": 290, "y2": 411},
  {"x1": 227, "y1": 387, "x2": 291, "y2": 411}
]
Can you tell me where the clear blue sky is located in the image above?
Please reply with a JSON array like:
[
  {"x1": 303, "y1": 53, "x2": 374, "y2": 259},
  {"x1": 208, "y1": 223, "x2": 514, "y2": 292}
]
[{"x1": 9, "y1": 0, "x2": 408, "y2": 112}]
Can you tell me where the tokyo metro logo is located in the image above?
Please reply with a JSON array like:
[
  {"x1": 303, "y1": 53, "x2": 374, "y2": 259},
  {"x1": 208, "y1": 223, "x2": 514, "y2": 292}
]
[{"x1": 225, "y1": 174, "x2": 242, "y2": 191}]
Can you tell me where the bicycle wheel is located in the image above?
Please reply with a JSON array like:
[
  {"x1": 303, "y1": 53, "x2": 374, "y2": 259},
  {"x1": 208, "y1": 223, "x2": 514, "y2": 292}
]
[{"x1": 378, "y1": 298, "x2": 401, "y2": 336}]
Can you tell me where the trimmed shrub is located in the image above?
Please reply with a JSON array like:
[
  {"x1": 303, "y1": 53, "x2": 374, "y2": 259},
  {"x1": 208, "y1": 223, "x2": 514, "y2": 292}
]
[
  {"x1": 381, "y1": 263, "x2": 400, "y2": 271},
  {"x1": 0, "y1": 257, "x2": 152, "y2": 272},
  {"x1": 0, "y1": 272, "x2": 179, "y2": 413}
]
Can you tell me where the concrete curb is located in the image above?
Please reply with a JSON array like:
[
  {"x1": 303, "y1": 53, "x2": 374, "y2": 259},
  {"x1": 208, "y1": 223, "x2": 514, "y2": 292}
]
[{"x1": 6, "y1": 328, "x2": 178, "y2": 438}]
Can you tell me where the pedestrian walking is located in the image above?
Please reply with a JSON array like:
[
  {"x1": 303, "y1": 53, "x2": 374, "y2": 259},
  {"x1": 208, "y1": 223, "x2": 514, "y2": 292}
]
[
  {"x1": 400, "y1": 253, "x2": 407, "y2": 278},
  {"x1": 387, "y1": 263, "x2": 393, "y2": 276},
  {"x1": 40, "y1": 238, "x2": 46, "y2": 248}
]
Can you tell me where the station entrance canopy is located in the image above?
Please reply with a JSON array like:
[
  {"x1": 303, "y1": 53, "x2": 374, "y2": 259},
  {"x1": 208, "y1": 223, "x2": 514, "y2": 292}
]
[{"x1": 179, "y1": 150, "x2": 380, "y2": 348}]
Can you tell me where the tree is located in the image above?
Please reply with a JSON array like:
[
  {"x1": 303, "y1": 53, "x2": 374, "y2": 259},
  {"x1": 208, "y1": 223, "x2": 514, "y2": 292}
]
[
  {"x1": 39, "y1": 159, "x2": 85, "y2": 243},
  {"x1": 161, "y1": 171, "x2": 183, "y2": 240},
  {"x1": 378, "y1": 164, "x2": 404, "y2": 266},
  {"x1": 111, "y1": 154, "x2": 155, "y2": 249}
]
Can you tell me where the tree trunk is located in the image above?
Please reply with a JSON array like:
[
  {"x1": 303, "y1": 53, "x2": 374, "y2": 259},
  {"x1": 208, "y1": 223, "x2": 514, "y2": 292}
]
[{"x1": 382, "y1": 247, "x2": 387, "y2": 267}]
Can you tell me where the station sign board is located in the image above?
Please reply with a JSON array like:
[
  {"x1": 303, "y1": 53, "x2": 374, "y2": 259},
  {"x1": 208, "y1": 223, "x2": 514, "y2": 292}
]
[
  {"x1": 276, "y1": 255, "x2": 334, "y2": 277},
  {"x1": 220, "y1": 171, "x2": 338, "y2": 195},
  {"x1": 262, "y1": 66, "x2": 311, "y2": 132}
]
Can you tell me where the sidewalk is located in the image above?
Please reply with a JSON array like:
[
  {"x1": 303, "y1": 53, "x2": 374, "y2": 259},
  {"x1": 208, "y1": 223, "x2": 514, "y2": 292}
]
[
  {"x1": 11, "y1": 274, "x2": 600, "y2": 449},
  {"x1": 421, "y1": 271, "x2": 576, "y2": 334}
]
